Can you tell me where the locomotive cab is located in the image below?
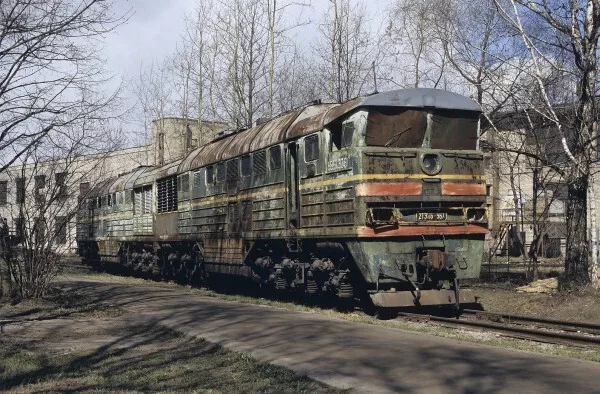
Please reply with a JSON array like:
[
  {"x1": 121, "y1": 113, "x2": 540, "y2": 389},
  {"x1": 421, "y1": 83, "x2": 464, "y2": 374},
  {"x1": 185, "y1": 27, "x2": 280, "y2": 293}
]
[{"x1": 330, "y1": 95, "x2": 487, "y2": 309}]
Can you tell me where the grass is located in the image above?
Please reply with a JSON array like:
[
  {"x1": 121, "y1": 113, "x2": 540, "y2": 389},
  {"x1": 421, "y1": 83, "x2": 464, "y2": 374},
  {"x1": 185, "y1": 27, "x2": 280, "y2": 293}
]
[
  {"x1": 0, "y1": 286, "x2": 126, "y2": 323},
  {"x1": 0, "y1": 324, "x2": 336, "y2": 393},
  {"x1": 0, "y1": 288, "x2": 339, "y2": 393},
  {"x1": 60, "y1": 271, "x2": 600, "y2": 363}
]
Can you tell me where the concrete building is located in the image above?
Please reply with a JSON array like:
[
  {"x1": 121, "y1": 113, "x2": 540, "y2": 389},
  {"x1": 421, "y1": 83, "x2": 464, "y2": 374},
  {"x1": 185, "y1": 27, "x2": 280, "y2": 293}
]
[
  {"x1": 0, "y1": 118, "x2": 227, "y2": 254},
  {"x1": 482, "y1": 117, "x2": 568, "y2": 263}
]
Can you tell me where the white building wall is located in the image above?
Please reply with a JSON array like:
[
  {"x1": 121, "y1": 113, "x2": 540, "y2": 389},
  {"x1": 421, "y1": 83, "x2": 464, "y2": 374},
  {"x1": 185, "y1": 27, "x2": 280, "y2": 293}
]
[{"x1": 0, "y1": 117, "x2": 228, "y2": 255}]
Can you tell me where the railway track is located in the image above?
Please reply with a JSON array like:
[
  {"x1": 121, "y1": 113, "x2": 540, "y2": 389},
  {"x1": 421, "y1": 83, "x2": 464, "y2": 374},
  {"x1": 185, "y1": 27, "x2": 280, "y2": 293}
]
[{"x1": 397, "y1": 309, "x2": 600, "y2": 348}]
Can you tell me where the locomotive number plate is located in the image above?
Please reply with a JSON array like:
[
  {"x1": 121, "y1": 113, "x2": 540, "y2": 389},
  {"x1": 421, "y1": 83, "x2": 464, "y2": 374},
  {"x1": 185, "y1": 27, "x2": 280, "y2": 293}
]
[{"x1": 416, "y1": 212, "x2": 446, "y2": 221}]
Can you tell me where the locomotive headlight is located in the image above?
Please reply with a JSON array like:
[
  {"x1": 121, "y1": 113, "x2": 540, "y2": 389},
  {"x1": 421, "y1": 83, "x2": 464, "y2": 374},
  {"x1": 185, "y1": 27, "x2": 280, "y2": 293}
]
[{"x1": 420, "y1": 153, "x2": 441, "y2": 175}]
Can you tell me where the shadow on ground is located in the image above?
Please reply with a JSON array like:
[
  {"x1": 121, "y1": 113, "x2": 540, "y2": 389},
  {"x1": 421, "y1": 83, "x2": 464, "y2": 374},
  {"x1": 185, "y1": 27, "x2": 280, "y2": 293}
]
[
  {"x1": 37, "y1": 279, "x2": 600, "y2": 394},
  {"x1": 0, "y1": 289, "x2": 337, "y2": 393}
]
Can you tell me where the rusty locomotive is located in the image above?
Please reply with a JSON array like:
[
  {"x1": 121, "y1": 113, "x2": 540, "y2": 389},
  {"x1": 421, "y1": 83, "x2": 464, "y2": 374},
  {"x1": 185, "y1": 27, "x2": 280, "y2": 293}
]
[{"x1": 77, "y1": 88, "x2": 487, "y2": 311}]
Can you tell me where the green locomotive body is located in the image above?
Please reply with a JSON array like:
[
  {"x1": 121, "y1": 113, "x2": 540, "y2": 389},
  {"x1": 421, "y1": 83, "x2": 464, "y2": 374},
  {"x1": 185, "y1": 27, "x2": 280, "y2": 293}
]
[{"x1": 77, "y1": 88, "x2": 487, "y2": 309}]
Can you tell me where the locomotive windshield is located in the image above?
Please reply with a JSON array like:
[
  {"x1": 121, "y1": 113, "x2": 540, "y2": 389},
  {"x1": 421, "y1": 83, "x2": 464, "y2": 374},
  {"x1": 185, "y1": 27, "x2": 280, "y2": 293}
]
[{"x1": 366, "y1": 107, "x2": 479, "y2": 150}]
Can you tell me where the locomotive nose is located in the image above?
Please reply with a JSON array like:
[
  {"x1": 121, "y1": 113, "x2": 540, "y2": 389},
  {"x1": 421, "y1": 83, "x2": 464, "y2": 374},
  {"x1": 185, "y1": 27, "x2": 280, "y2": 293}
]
[{"x1": 420, "y1": 153, "x2": 441, "y2": 175}]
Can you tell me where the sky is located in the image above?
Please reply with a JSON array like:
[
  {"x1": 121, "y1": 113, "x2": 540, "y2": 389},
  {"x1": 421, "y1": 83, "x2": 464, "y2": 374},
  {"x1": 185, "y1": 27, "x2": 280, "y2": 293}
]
[
  {"x1": 100, "y1": 0, "x2": 389, "y2": 139},
  {"x1": 103, "y1": 0, "x2": 389, "y2": 86},
  {"x1": 104, "y1": 0, "x2": 197, "y2": 83}
]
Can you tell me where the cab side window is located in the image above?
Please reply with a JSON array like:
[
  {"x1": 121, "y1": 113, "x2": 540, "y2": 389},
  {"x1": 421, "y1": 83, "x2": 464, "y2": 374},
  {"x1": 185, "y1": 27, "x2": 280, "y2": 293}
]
[
  {"x1": 269, "y1": 146, "x2": 281, "y2": 170},
  {"x1": 331, "y1": 122, "x2": 354, "y2": 150},
  {"x1": 216, "y1": 163, "x2": 226, "y2": 183},
  {"x1": 206, "y1": 166, "x2": 214, "y2": 184},
  {"x1": 305, "y1": 135, "x2": 319, "y2": 162}
]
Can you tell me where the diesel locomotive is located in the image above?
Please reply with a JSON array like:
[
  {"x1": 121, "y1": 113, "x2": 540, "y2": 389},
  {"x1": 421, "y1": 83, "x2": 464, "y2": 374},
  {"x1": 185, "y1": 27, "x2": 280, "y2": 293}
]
[{"x1": 77, "y1": 88, "x2": 487, "y2": 310}]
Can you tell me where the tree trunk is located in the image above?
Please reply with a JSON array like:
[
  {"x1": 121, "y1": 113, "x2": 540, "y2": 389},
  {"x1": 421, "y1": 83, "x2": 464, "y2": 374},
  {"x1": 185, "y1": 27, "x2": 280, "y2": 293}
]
[{"x1": 564, "y1": 177, "x2": 589, "y2": 284}]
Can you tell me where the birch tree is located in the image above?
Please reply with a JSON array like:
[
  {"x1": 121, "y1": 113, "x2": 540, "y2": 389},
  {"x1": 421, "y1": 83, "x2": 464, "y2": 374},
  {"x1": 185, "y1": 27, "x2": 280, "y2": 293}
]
[
  {"x1": 493, "y1": 0, "x2": 600, "y2": 287},
  {"x1": 132, "y1": 60, "x2": 173, "y2": 164},
  {"x1": 315, "y1": 0, "x2": 380, "y2": 103},
  {"x1": 384, "y1": 0, "x2": 447, "y2": 89}
]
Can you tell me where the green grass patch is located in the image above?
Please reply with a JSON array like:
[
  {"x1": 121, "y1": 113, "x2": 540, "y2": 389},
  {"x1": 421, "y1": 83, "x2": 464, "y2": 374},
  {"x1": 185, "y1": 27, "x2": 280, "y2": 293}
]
[{"x1": 0, "y1": 324, "x2": 336, "y2": 393}]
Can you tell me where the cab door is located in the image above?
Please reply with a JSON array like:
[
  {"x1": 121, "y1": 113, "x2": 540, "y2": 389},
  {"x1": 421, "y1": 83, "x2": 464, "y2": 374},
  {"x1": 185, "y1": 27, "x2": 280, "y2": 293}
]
[
  {"x1": 286, "y1": 142, "x2": 300, "y2": 229},
  {"x1": 298, "y1": 133, "x2": 325, "y2": 228}
]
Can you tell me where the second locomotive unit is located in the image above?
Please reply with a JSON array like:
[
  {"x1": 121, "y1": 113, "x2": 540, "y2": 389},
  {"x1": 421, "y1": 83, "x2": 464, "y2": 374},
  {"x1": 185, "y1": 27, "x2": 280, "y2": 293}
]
[{"x1": 77, "y1": 88, "x2": 487, "y2": 310}]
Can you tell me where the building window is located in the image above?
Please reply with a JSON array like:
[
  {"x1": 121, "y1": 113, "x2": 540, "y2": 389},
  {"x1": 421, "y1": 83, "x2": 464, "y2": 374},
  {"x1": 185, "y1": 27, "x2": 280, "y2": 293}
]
[
  {"x1": 56, "y1": 172, "x2": 67, "y2": 198},
  {"x1": 15, "y1": 177, "x2": 25, "y2": 204},
  {"x1": 55, "y1": 216, "x2": 67, "y2": 245},
  {"x1": 269, "y1": 146, "x2": 281, "y2": 170},
  {"x1": 14, "y1": 216, "x2": 24, "y2": 240},
  {"x1": 157, "y1": 176, "x2": 177, "y2": 213},
  {"x1": 34, "y1": 217, "x2": 46, "y2": 245},
  {"x1": 305, "y1": 135, "x2": 319, "y2": 162},
  {"x1": 79, "y1": 182, "x2": 90, "y2": 200},
  {"x1": 35, "y1": 175, "x2": 46, "y2": 190},
  {"x1": 158, "y1": 132, "x2": 165, "y2": 151},
  {"x1": 0, "y1": 181, "x2": 7, "y2": 206},
  {"x1": 34, "y1": 175, "x2": 46, "y2": 203}
]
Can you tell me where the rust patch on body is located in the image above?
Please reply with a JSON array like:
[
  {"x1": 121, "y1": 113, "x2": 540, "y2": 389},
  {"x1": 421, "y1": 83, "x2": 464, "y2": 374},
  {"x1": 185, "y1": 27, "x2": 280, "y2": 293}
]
[
  {"x1": 441, "y1": 182, "x2": 485, "y2": 195},
  {"x1": 356, "y1": 182, "x2": 422, "y2": 196},
  {"x1": 356, "y1": 224, "x2": 487, "y2": 237}
]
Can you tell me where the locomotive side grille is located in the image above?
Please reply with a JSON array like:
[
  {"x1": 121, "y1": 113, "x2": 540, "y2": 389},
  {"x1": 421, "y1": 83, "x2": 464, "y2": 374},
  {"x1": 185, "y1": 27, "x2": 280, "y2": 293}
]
[
  {"x1": 227, "y1": 160, "x2": 239, "y2": 181},
  {"x1": 254, "y1": 150, "x2": 266, "y2": 175},
  {"x1": 143, "y1": 186, "x2": 152, "y2": 213},
  {"x1": 157, "y1": 176, "x2": 177, "y2": 213},
  {"x1": 134, "y1": 189, "x2": 143, "y2": 215}
]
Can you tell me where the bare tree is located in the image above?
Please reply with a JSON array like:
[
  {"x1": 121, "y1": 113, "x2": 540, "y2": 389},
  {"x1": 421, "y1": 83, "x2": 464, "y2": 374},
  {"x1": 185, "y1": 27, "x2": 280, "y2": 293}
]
[
  {"x1": 315, "y1": 0, "x2": 380, "y2": 103},
  {"x1": 177, "y1": 0, "x2": 216, "y2": 147},
  {"x1": 488, "y1": 107, "x2": 572, "y2": 280},
  {"x1": 0, "y1": 121, "x2": 122, "y2": 299},
  {"x1": 132, "y1": 60, "x2": 174, "y2": 165},
  {"x1": 384, "y1": 0, "x2": 449, "y2": 89},
  {"x1": 491, "y1": 0, "x2": 600, "y2": 287},
  {"x1": 273, "y1": 45, "x2": 321, "y2": 113},
  {"x1": 0, "y1": 0, "x2": 127, "y2": 174}
]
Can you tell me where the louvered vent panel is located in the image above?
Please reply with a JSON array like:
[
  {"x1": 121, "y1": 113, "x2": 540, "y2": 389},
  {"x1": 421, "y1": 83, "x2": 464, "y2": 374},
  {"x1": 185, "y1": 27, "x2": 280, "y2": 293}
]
[
  {"x1": 134, "y1": 188, "x2": 143, "y2": 215},
  {"x1": 193, "y1": 171, "x2": 202, "y2": 188},
  {"x1": 157, "y1": 176, "x2": 177, "y2": 213},
  {"x1": 227, "y1": 160, "x2": 238, "y2": 181},
  {"x1": 254, "y1": 151, "x2": 266, "y2": 175},
  {"x1": 143, "y1": 186, "x2": 152, "y2": 213}
]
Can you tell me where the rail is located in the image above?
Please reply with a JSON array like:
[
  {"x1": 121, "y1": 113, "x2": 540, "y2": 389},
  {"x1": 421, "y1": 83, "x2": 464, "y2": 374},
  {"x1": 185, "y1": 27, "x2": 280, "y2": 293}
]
[{"x1": 397, "y1": 311, "x2": 600, "y2": 347}]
